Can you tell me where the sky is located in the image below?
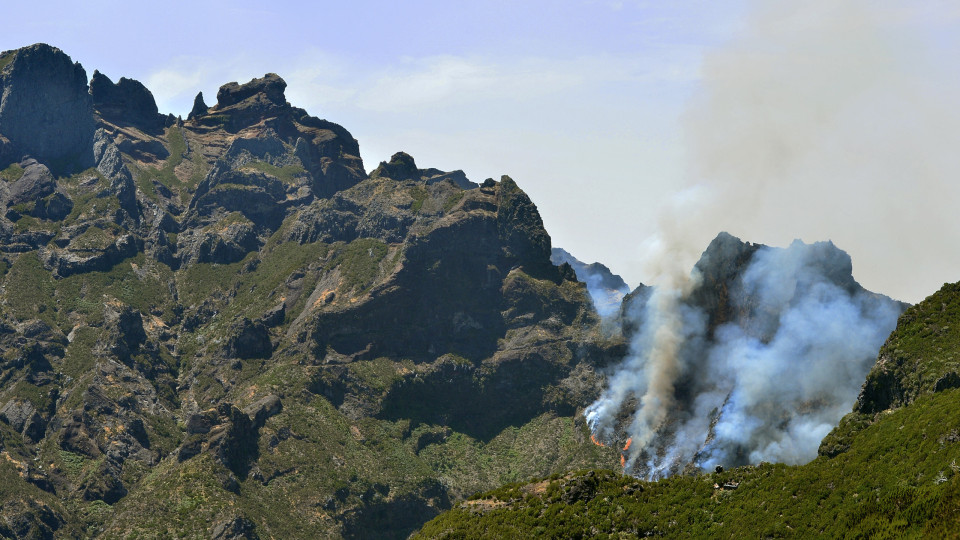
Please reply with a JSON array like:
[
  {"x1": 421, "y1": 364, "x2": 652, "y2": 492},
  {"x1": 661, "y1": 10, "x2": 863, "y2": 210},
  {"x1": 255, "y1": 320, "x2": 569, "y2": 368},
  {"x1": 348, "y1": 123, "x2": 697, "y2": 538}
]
[{"x1": 4, "y1": 0, "x2": 960, "y2": 303}]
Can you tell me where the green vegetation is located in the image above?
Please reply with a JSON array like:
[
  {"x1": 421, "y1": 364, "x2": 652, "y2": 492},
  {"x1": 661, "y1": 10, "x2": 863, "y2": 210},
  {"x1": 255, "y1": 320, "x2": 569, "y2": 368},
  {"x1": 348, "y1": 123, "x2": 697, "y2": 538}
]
[
  {"x1": 0, "y1": 162, "x2": 24, "y2": 181},
  {"x1": 442, "y1": 191, "x2": 464, "y2": 213},
  {"x1": 3, "y1": 251, "x2": 57, "y2": 324},
  {"x1": 198, "y1": 114, "x2": 230, "y2": 127},
  {"x1": 0, "y1": 50, "x2": 15, "y2": 71},
  {"x1": 416, "y1": 282, "x2": 960, "y2": 539},
  {"x1": 418, "y1": 387, "x2": 960, "y2": 538},
  {"x1": 329, "y1": 238, "x2": 389, "y2": 295},
  {"x1": 409, "y1": 185, "x2": 429, "y2": 213},
  {"x1": 133, "y1": 125, "x2": 204, "y2": 204},
  {"x1": 859, "y1": 282, "x2": 960, "y2": 412},
  {"x1": 241, "y1": 160, "x2": 306, "y2": 184}
]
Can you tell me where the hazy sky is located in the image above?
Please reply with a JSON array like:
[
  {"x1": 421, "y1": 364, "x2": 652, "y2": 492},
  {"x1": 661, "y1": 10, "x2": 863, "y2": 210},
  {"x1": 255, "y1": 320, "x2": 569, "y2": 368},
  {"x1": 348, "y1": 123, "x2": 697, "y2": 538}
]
[{"x1": 4, "y1": 1, "x2": 959, "y2": 303}]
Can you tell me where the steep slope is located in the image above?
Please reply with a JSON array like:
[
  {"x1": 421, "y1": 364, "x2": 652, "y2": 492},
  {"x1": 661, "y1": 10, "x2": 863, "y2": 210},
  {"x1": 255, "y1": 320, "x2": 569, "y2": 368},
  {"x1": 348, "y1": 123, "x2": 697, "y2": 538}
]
[
  {"x1": 416, "y1": 281, "x2": 960, "y2": 538},
  {"x1": 0, "y1": 44, "x2": 623, "y2": 538},
  {"x1": 550, "y1": 248, "x2": 630, "y2": 318},
  {"x1": 591, "y1": 232, "x2": 906, "y2": 479}
]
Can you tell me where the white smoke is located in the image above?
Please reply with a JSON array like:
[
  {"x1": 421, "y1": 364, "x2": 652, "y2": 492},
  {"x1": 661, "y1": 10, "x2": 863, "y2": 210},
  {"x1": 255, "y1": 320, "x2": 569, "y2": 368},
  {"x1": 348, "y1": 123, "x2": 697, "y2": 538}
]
[{"x1": 586, "y1": 238, "x2": 902, "y2": 478}]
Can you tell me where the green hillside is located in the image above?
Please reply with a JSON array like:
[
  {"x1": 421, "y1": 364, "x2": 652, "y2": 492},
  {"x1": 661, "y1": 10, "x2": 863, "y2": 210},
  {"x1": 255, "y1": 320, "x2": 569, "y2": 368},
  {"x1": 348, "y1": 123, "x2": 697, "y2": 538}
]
[{"x1": 416, "y1": 282, "x2": 960, "y2": 539}]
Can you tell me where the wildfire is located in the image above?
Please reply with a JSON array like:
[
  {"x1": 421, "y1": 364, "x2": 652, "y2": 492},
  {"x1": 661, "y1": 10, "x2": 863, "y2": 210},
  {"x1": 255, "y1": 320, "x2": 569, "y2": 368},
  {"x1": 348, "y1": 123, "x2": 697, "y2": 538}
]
[
  {"x1": 590, "y1": 434, "x2": 606, "y2": 447},
  {"x1": 620, "y1": 454, "x2": 626, "y2": 468},
  {"x1": 623, "y1": 437, "x2": 633, "y2": 452}
]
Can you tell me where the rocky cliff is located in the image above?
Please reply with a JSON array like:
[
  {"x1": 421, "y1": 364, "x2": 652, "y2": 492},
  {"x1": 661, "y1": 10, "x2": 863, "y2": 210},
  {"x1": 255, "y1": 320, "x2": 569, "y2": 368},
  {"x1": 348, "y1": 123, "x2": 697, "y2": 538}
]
[
  {"x1": 550, "y1": 247, "x2": 630, "y2": 318},
  {"x1": 0, "y1": 44, "x2": 621, "y2": 539}
]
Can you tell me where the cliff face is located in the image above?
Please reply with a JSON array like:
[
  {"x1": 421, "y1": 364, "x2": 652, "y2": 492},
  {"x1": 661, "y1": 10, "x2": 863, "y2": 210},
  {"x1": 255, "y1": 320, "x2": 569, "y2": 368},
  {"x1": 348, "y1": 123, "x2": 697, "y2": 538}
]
[
  {"x1": 0, "y1": 44, "x2": 96, "y2": 173},
  {"x1": 0, "y1": 44, "x2": 619, "y2": 538}
]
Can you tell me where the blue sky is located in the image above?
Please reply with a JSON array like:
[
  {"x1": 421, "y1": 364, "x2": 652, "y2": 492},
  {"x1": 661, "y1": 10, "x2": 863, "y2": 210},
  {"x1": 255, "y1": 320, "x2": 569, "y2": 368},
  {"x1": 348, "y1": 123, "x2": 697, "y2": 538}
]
[{"x1": 4, "y1": 1, "x2": 959, "y2": 302}]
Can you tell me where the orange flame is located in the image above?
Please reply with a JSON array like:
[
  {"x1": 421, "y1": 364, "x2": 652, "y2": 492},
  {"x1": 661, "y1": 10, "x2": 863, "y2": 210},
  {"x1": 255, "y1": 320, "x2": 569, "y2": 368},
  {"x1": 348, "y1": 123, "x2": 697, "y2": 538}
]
[
  {"x1": 590, "y1": 434, "x2": 606, "y2": 447},
  {"x1": 623, "y1": 437, "x2": 633, "y2": 452},
  {"x1": 620, "y1": 454, "x2": 626, "y2": 468}
]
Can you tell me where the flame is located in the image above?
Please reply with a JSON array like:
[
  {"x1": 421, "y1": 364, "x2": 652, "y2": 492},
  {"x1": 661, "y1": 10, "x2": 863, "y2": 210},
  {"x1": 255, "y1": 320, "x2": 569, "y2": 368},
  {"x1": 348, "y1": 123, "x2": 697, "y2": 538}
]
[
  {"x1": 623, "y1": 437, "x2": 633, "y2": 452},
  {"x1": 620, "y1": 454, "x2": 626, "y2": 468},
  {"x1": 590, "y1": 434, "x2": 606, "y2": 447}
]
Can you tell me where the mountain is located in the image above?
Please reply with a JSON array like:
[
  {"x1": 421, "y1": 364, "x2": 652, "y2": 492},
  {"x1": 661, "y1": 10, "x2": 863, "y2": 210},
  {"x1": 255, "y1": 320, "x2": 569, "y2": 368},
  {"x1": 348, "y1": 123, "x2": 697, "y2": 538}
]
[
  {"x1": 417, "y1": 280, "x2": 960, "y2": 538},
  {"x1": 549, "y1": 248, "x2": 631, "y2": 318},
  {"x1": 589, "y1": 232, "x2": 907, "y2": 480},
  {"x1": 0, "y1": 42, "x2": 934, "y2": 540},
  {"x1": 0, "y1": 44, "x2": 626, "y2": 538}
]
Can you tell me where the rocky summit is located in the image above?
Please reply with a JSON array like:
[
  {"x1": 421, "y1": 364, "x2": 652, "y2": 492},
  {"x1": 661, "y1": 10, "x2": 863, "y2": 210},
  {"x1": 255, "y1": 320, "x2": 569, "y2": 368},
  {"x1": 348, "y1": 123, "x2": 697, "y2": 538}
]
[
  {"x1": 0, "y1": 44, "x2": 623, "y2": 538},
  {"x1": 0, "y1": 42, "x2": 953, "y2": 540}
]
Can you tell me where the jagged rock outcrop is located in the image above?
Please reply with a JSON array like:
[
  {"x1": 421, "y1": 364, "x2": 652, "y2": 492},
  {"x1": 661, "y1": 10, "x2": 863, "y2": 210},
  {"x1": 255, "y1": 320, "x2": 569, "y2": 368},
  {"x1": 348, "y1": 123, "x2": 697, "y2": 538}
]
[
  {"x1": 90, "y1": 70, "x2": 169, "y2": 131},
  {"x1": 0, "y1": 44, "x2": 95, "y2": 173},
  {"x1": 0, "y1": 45, "x2": 618, "y2": 539},
  {"x1": 551, "y1": 247, "x2": 631, "y2": 318},
  {"x1": 188, "y1": 91, "x2": 208, "y2": 120},
  {"x1": 191, "y1": 73, "x2": 366, "y2": 198},
  {"x1": 371, "y1": 151, "x2": 478, "y2": 189}
]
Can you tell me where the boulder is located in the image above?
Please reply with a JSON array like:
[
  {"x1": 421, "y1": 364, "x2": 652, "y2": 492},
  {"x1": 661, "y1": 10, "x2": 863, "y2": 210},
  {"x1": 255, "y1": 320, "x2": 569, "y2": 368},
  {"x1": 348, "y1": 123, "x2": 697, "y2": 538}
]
[
  {"x1": 0, "y1": 399, "x2": 46, "y2": 441},
  {"x1": 242, "y1": 394, "x2": 282, "y2": 428},
  {"x1": 223, "y1": 318, "x2": 272, "y2": 360},
  {"x1": 7, "y1": 158, "x2": 55, "y2": 206}
]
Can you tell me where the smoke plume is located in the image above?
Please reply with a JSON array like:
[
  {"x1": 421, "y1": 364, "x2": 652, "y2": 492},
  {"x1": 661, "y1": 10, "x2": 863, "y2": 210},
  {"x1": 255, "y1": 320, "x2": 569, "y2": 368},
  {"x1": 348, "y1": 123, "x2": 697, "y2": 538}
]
[
  {"x1": 586, "y1": 237, "x2": 903, "y2": 479},
  {"x1": 584, "y1": 0, "x2": 948, "y2": 478}
]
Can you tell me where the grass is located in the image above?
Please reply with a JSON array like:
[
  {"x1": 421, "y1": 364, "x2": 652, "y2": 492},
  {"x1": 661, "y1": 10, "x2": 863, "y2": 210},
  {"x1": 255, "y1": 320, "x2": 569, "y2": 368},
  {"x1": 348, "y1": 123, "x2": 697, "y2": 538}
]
[
  {"x1": 3, "y1": 251, "x2": 58, "y2": 325},
  {"x1": 328, "y1": 238, "x2": 389, "y2": 296},
  {"x1": 409, "y1": 186, "x2": 429, "y2": 213},
  {"x1": 418, "y1": 385, "x2": 960, "y2": 538},
  {"x1": 0, "y1": 162, "x2": 23, "y2": 181},
  {"x1": 0, "y1": 50, "x2": 15, "y2": 71},
  {"x1": 415, "y1": 282, "x2": 960, "y2": 539},
  {"x1": 442, "y1": 191, "x2": 464, "y2": 213},
  {"x1": 132, "y1": 125, "x2": 204, "y2": 205},
  {"x1": 241, "y1": 161, "x2": 306, "y2": 184}
]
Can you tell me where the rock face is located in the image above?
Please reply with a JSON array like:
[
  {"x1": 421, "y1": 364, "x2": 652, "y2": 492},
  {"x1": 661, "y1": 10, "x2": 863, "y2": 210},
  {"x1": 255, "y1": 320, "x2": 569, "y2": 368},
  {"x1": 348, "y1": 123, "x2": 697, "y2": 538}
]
[
  {"x1": 0, "y1": 44, "x2": 95, "y2": 173},
  {"x1": 0, "y1": 45, "x2": 617, "y2": 539},
  {"x1": 191, "y1": 72, "x2": 366, "y2": 199},
  {"x1": 90, "y1": 70, "x2": 168, "y2": 131},
  {"x1": 551, "y1": 247, "x2": 631, "y2": 318},
  {"x1": 854, "y1": 281, "x2": 960, "y2": 414},
  {"x1": 371, "y1": 151, "x2": 478, "y2": 189},
  {"x1": 188, "y1": 91, "x2": 208, "y2": 120}
]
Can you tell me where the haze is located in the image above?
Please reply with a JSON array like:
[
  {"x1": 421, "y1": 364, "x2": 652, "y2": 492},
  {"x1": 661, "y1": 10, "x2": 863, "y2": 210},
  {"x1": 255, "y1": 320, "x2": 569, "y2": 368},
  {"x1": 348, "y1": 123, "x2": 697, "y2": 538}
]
[{"x1": 5, "y1": 0, "x2": 958, "y2": 303}]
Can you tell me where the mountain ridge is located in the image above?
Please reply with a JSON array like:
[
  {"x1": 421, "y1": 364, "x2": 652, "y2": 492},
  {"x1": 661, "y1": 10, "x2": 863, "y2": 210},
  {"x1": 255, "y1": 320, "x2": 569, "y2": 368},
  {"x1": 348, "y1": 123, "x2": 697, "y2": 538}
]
[{"x1": 0, "y1": 42, "x2": 932, "y2": 539}]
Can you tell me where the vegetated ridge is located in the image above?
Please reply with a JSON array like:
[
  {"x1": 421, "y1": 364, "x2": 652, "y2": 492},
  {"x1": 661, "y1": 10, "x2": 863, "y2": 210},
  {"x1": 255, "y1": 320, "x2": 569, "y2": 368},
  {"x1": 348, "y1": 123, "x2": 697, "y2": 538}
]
[
  {"x1": 0, "y1": 43, "x2": 625, "y2": 539},
  {"x1": 416, "y1": 245, "x2": 960, "y2": 537}
]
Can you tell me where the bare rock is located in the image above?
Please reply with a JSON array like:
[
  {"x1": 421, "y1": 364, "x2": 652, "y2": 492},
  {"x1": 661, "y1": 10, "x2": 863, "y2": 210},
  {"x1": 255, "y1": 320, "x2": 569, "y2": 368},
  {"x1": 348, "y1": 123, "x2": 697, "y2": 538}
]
[
  {"x1": 223, "y1": 318, "x2": 272, "y2": 360},
  {"x1": 90, "y1": 70, "x2": 167, "y2": 131},
  {"x1": 0, "y1": 44, "x2": 95, "y2": 174},
  {"x1": 188, "y1": 91, "x2": 208, "y2": 120},
  {"x1": 243, "y1": 394, "x2": 282, "y2": 428},
  {"x1": 0, "y1": 399, "x2": 46, "y2": 442}
]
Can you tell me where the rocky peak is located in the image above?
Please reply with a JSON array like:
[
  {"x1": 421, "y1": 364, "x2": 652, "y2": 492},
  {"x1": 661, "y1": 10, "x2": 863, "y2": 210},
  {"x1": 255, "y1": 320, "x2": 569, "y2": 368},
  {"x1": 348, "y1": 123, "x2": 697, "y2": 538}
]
[
  {"x1": 215, "y1": 73, "x2": 287, "y2": 108},
  {"x1": 188, "y1": 91, "x2": 208, "y2": 120},
  {"x1": 89, "y1": 70, "x2": 168, "y2": 132},
  {"x1": 370, "y1": 151, "x2": 420, "y2": 181},
  {"x1": 551, "y1": 248, "x2": 631, "y2": 317},
  {"x1": 371, "y1": 151, "x2": 478, "y2": 189},
  {"x1": 0, "y1": 43, "x2": 95, "y2": 173}
]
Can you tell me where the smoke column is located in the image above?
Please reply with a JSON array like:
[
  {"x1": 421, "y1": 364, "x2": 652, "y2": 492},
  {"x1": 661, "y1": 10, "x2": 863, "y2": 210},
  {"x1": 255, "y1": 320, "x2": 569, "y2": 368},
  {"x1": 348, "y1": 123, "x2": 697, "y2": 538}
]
[
  {"x1": 586, "y1": 0, "x2": 949, "y2": 478},
  {"x1": 586, "y1": 238, "x2": 902, "y2": 478}
]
